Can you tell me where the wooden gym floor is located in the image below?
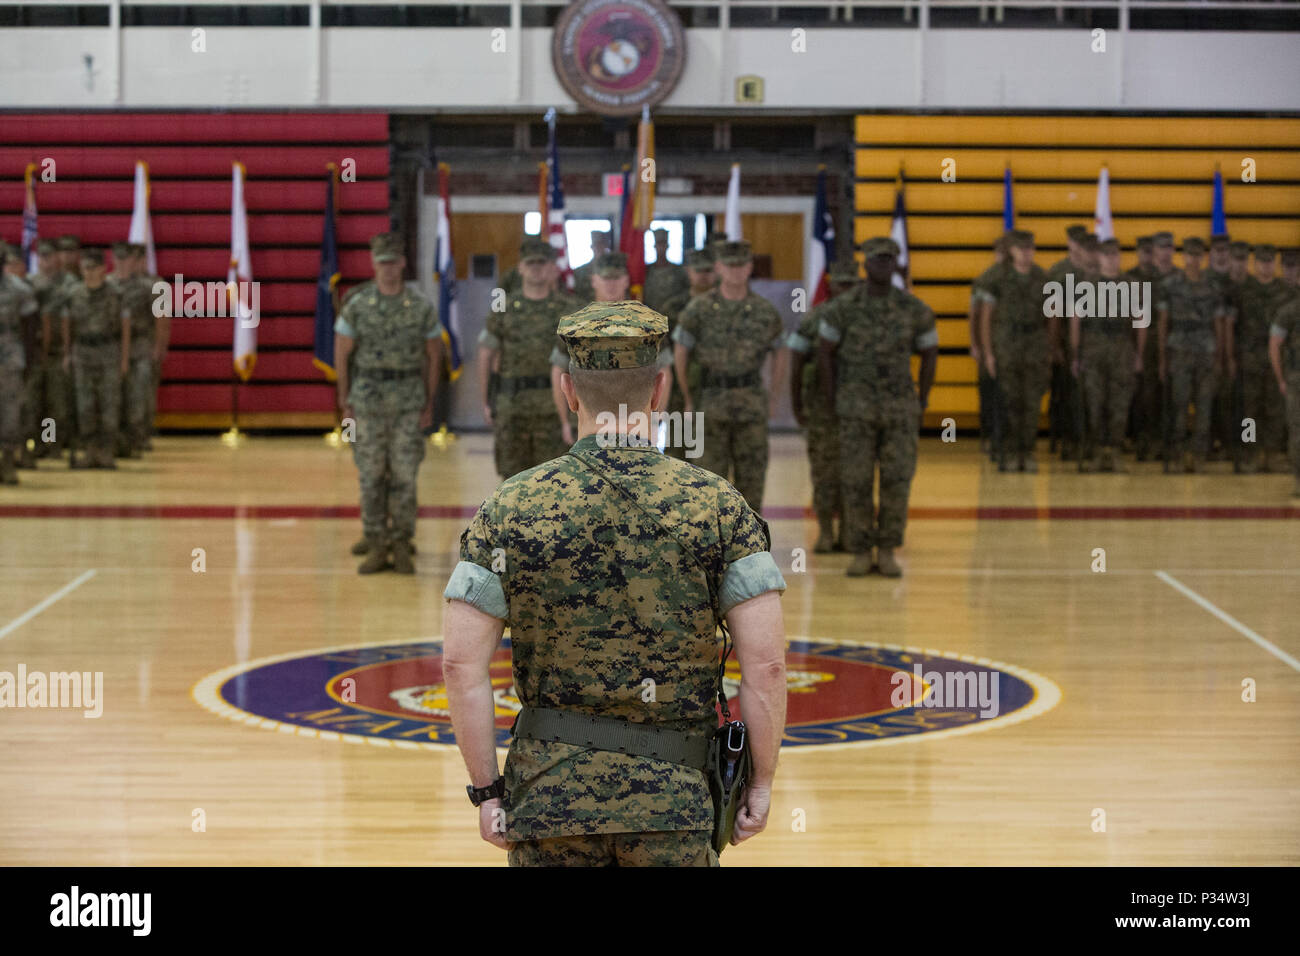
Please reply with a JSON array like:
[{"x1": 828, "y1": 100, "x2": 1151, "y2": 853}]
[{"x1": 0, "y1": 433, "x2": 1296, "y2": 866}]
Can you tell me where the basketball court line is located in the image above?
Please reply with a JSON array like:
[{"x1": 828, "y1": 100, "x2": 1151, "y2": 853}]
[
  {"x1": 0, "y1": 569, "x2": 97, "y2": 642},
  {"x1": 1, "y1": 504, "x2": 1298, "y2": 520},
  {"x1": 1155, "y1": 570, "x2": 1300, "y2": 673}
]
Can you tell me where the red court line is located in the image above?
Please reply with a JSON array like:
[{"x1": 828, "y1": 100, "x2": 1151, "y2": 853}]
[{"x1": 0, "y1": 505, "x2": 1296, "y2": 520}]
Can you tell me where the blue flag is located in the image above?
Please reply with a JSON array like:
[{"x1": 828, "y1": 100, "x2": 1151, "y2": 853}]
[
  {"x1": 313, "y1": 166, "x2": 340, "y2": 381},
  {"x1": 1003, "y1": 166, "x2": 1015, "y2": 231},
  {"x1": 435, "y1": 163, "x2": 462, "y2": 381},
  {"x1": 1211, "y1": 168, "x2": 1226, "y2": 235}
]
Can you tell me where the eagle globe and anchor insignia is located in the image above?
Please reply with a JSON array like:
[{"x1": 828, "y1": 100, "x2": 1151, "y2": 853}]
[
  {"x1": 551, "y1": 0, "x2": 686, "y2": 117},
  {"x1": 193, "y1": 638, "x2": 1061, "y2": 750}
]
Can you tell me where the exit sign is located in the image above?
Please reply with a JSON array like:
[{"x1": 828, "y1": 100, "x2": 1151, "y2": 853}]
[{"x1": 603, "y1": 173, "x2": 625, "y2": 197}]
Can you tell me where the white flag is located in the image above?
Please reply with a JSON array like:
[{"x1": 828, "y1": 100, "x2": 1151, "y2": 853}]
[
  {"x1": 229, "y1": 162, "x2": 257, "y2": 381},
  {"x1": 724, "y1": 163, "x2": 742, "y2": 240},
  {"x1": 127, "y1": 160, "x2": 157, "y2": 275},
  {"x1": 1093, "y1": 166, "x2": 1114, "y2": 241}
]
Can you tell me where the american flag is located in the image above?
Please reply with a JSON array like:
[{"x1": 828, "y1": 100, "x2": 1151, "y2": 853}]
[
  {"x1": 544, "y1": 108, "x2": 573, "y2": 291},
  {"x1": 21, "y1": 163, "x2": 39, "y2": 273}
]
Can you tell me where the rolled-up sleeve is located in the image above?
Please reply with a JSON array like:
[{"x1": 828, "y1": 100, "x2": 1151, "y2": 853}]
[
  {"x1": 915, "y1": 328, "x2": 939, "y2": 350},
  {"x1": 333, "y1": 315, "x2": 357, "y2": 337},
  {"x1": 444, "y1": 561, "x2": 508, "y2": 620},
  {"x1": 817, "y1": 318, "x2": 841, "y2": 344},
  {"x1": 719, "y1": 552, "x2": 786, "y2": 616},
  {"x1": 550, "y1": 344, "x2": 569, "y2": 369},
  {"x1": 786, "y1": 331, "x2": 812, "y2": 354},
  {"x1": 478, "y1": 327, "x2": 501, "y2": 351},
  {"x1": 672, "y1": 324, "x2": 695, "y2": 349},
  {"x1": 1270, "y1": 323, "x2": 1287, "y2": 340}
]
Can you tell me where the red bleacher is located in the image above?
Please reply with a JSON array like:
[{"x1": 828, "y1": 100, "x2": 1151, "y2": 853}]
[{"x1": 0, "y1": 112, "x2": 391, "y2": 426}]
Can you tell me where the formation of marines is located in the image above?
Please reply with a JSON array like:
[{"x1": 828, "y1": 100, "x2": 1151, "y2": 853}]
[
  {"x1": 0, "y1": 236, "x2": 168, "y2": 481},
  {"x1": 969, "y1": 225, "x2": 1299, "y2": 488}
]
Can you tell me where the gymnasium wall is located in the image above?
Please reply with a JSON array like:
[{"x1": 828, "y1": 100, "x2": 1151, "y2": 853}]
[
  {"x1": 0, "y1": 111, "x2": 390, "y2": 428},
  {"x1": 854, "y1": 114, "x2": 1300, "y2": 429}
]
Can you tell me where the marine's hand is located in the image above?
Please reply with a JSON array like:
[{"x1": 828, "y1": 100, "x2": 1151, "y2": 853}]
[
  {"x1": 479, "y1": 797, "x2": 508, "y2": 850},
  {"x1": 731, "y1": 783, "x2": 772, "y2": 844},
  {"x1": 419, "y1": 404, "x2": 433, "y2": 431},
  {"x1": 483, "y1": 404, "x2": 494, "y2": 426}
]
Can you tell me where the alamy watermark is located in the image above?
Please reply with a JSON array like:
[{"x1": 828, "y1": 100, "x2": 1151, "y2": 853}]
[
  {"x1": 152, "y1": 275, "x2": 260, "y2": 327},
  {"x1": 595, "y1": 404, "x2": 704, "y2": 459},
  {"x1": 1042, "y1": 276, "x2": 1152, "y2": 329},
  {"x1": 0, "y1": 664, "x2": 103, "y2": 717}
]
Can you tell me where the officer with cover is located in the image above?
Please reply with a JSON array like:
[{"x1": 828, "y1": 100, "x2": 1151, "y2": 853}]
[
  {"x1": 443, "y1": 300, "x2": 788, "y2": 867},
  {"x1": 334, "y1": 233, "x2": 443, "y2": 574}
]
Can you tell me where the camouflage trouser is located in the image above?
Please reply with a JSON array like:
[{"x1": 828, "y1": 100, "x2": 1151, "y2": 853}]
[
  {"x1": 21, "y1": 361, "x2": 42, "y2": 447},
  {"x1": 1238, "y1": 359, "x2": 1285, "y2": 464},
  {"x1": 698, "y1": 412, "x2": 768, "y2": 512},
  {"x1": 1286, "y1": 372, "x2": 1300, "y2": 477},
  {"x1": 839, "y1": 407, "x2": 918, "y2": 552},
  {"x1": 1080, "y1": 340, "x2": 1136, "y2": 456},
  {"x1": 148, "y1": 358, "x2": 160, "y2": 435},
  {"x1": 494, "y1": 410, "x2": 565, "y2": 479},
  {"x1": 1133, "y1": 338, "x2": 1162, "y2": 457},
  {"x1": 977, "y1": 366, "x2": 996, "y2": 448},
  {"x1": 507, "y1": 830, "x2": 717, "y2": 867},
  {"x1": 994, "y1": 352, "x2": 1050, "y2": 459},
  {"x1": 805, "y1": 411, "x2": 841, "y2": 523},
  {"x1": 42, "y1": 357, "x2": 72, "y2": 449},
  {"x1": 1168, "y1": 349, "x2": 1217, "y2": 460},
  {"x1": 122, "y1": 353, "x2": 154, "y2": 450},
  {"x1": 352, "y1": 398, "x2": 425, "y2": 545},
  {"x1": 74, "y1": 351, "x2": 122, "y2": 456},
  {"x1": 0, "y1": 363, "x2": 22, "y2": 448}
]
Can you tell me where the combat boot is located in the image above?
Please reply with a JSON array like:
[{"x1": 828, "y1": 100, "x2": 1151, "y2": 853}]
[
  {"x1": 876, "y1": 548, "x2": 903, "y2": 578},
  {"x1": 17, "y1": 444, "x2": 35, "y2": 469},
  {"x1": 1185, "y1": 453, "x2": 1201, "y2": 474},
  {"x1": 1099, "y1": 447, "x2": 1116, "y2": 471},
  {"x1": 1292, "y1": 477, "x2": 1300, "y2": 498},
  {"x1": 98, "y1": 443, "x2": 117, "y2": 470},
  {"x1": 1109, "y1": 452, "x2": 1129, "y2": 474},
  {"x1": 846, "y1": 552, "x2": 874, "y2": 577},
  {"x1": 813, "y1": 515, "x2": 835, "y2": 554},
  {"x1": 391, "y1": 539, "x2": 415, "y2": 575},
  {"x1": 350, "y1": 537, "x2": 371, "y2": 556},
  {"x1": 1022, "y1": 456, "x2": 1038, "y2": 474},
  {"x1": 357, "y1": 542, "x2": 389, "y2": 574},
  {"x1": 1078, "y1": 456, "x2": 1098, "y2": 473}
]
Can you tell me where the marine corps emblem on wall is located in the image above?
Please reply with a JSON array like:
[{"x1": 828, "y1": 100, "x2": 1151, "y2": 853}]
[{"x1": 552, "y1": 0, "x2": 686, "y2": 117}]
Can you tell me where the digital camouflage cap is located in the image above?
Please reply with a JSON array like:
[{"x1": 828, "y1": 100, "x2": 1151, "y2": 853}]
[
  {"x1": 56, "y1": 235, "x2": 80, "y2": 252},
  {"x1": 558, "y1": 300, "x2": 668, "y2": 371},
  {"x1": 1008, "y1": 229, "x2": 1035, "y2": 248},
  {"x1": 1066, "y1": 224, "x2": 1089, "y2": 242},
  {"x1": 370, "y1": 232, "x2": 404, "y2": 263},
  {"x1": 717, "y1": 240, "x2": 752, "y2": 264},
  {"x1": 828, "y1": 264, "x2": 860, "y2": 284},
  {"x1": 1228, "y1": 241, "x2": 1251, "y2": 260},
  {"x1": 1136, "y1": 235, "x2": 1154, "y2": 251},
  {"x1": 685, "y1": 248, "x2": 716, "y2": 269},
  {"x1": 594, "y1": 251, "x2": 628, "y2": 277},
  {"x1": 861, "y1": 236, "x2": 900, "y2": 258},
  {"x1": 1254, "y1": 243, "x2": 1277, "y2": 262},
  {"x1": 1182, "y1": 236, "x2": 1207, "y2": 254},
  {"x1": 1152, "y1": 231, "x2": 1174, "y2": 248},
  {"x1": 519, "y1": 236, "x2": 556, "y2": 263}
]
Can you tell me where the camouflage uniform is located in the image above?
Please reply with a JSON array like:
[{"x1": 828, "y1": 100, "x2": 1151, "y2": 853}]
[
  {"x1": 1233, "y1": 268, "x2": 1283, "y2": 470},
  {"x1": 64, "y1": 278, "x2": 127, "y2": 465},
  {"x1": 336, "y1": 276, "x2": 442, "y2": 549},
  {"x1": 444, "y1": 301, "x2": 786, "y2": 867},
  {"x1": 673, "y1": 274, "x2": 784, "y2": 511},
  {"x1": 1206, "y1": 265, "x2": 1236, "y2": 458},
  {"x1": 1077, "y1": 280, "x2": 1138, "y2": 462},
  {"x1": 120, "y1": 272, "x2": 160, "y2": 453},
  {"x1": 819, "y1": 280, "x2": 937, "y2": 554},
  {"x1": 1158, "y1": 266, "x2": 1224, "y2": 463},
  {"x1": 0, "y1": 273, "x2": 38, "y2": 482},
  {"x1": 1125, "y1": 259, "x2": 1163, "y2": 459},
  {"x1": 1270, "y1": 297, "x2": 1300, "y2": 488},
  {"x1": 643, "y1": 259, "x2": 689, "y2": 314},
  {"x1": 977, "y1": 259, "x2": 1050, "y2": 466},
  {"x1": 1045, "y1": 249, "x2": 1096, "y2": 459},
  {"x1": 42, "y1": 271, "x2": 80, "y2": 453},
  {"x1": 481, "y1": 289, "x2": 579, "y2": 479},
  {"x1": 971, "y1": 259, "x2": 1006, "y2": 452},
  {"x1": 657, "y1": 250, "x2": 715, "y2": 461},
  {"x1": 787, "y1": 295, "x2": 848, "y2": 538}
]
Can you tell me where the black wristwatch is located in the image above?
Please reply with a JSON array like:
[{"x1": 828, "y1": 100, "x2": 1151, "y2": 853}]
[{"x1": 466, "y1": 777, "x2": 508, "y2": 807}]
